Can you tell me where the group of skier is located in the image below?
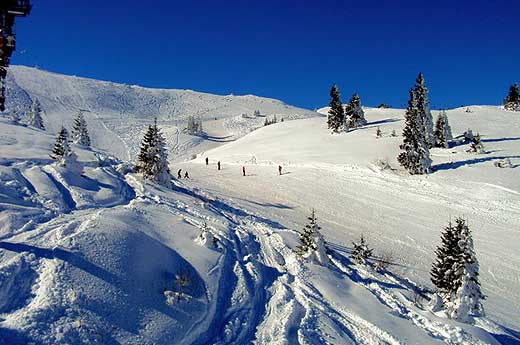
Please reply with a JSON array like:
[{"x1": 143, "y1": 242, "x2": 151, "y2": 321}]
[{"x1": 177, "y1": 157, "x2": 283, "y2": 179}]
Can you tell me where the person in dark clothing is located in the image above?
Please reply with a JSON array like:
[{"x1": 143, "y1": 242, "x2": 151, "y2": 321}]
[
  {"x1": 205, "y1": 157, "x2": 209, "y2": 165},
  {"x1": 242, "y1": 166, "x2": 246, "y2": 176},
  {"x1": 278, "y1": 165, "x2": 282, "y2": 175},
  {"x1": 217, "y1": 161, "x2": 221, "y2": 170},
  {"x1": 184, "y1": 171, "x2": 189, "y2": 179},
  {"x1": 177, "y1": 169, "x2": 182, "y2": 179}
]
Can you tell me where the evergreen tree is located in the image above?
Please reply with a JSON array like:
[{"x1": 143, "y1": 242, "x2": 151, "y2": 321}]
[
  {"x1": 446, "y1": 219, "x2": 485, "y2": 321},
  {"x1": 71, "y1": 111, "x2": 91, "y2": 147},
  {"x1": 50, "y1": 126, "x2": 72, "y2": 165},
  {"x1": 135, "y1": 119, "x2": 172, "y2": 185},
  {"x1": 28, "y1": 98, "x2": 45, "y2": 130},
  {"x1": 414, "y1": 73, "x2": 435, "y2": 148},
  {"x1": 434, "y1": 110, "x2": 453, "y2": 148},
  {"x1": 376, "y1": 126, "x2": 382, "y2": 138},
  {"x1": 431, "y1": 221, "x2": 462, "y2": 297},
  {"x1": 295, "y1": 209, "x2": 329, "y2": 265},
  {"x1": 327, "y1": 84, "x2": 344, "y2": 133},
  {"x1": 504, "y1": 83, "x2": 520, "y2": 111},
  {"x1": 397, "y1": 89, "x2": 432, "y2": 174},
  {"x1": 351, "y1": 235, "x2": 373, "y2": 265},
  {"x1": 345, "y1": 93, "x2": 367, "y2": 129},
  {"x1": 467, "y1": 133, "x2": 485, "y2": 153}
]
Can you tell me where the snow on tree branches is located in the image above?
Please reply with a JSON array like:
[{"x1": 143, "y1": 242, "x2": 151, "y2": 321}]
[
  {"x1": 504, "y1": 83, "x2": 520, "y2": 111},
  {"x1": 28, "y1": 98, "x2": 45, "y2": 130},
  {"x1": 434, "y1": 110, "x2": 452, "y2": 148},
  {"x1": 50, "y1": 126, "x2": 75, "y2": 167},
  {"x1": 327, "y1": 84, "x2": 345, "y2": 133},
  {"x1": 295, "y1": 209, "x2": 329, "y2": 265},
  {"x1": 345, "y1": 93, "x2": 367, "y2": 129},
  {"x1": 397, "y1": 89, "x2": 432, "y2": 174},
  {"x1": 351, "y1": 235, "x2": 373, "y2": 265},
  {"x1": 135, "y1": 119, "x2": 172, "y2": 186},
  {"x1": 71, "y1": 111, "x2": 91, "y2": 147},
  {"x1": 414, "y1": 73, "x2": 435, "y2": 148},
  {"x1": 467, "y1": 133, "x2": 485, "y2": 154},
  {"x1": 431, "y1": 218, "x2": 485, "y2": 322},
  {"x1": 186, "y1": 115, "x2": 203, "y2": 135}
]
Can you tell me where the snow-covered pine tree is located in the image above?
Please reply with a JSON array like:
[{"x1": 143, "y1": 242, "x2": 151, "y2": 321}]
[
  {"x1": 467, "y1": 133, "x2": 485, "y2": 153},
  {"x1": 345, "y1": 93, "x2": 367, "y2": 129},
  {"x1": 351, "y1": 235, "x2": 373, "y2": 265},
  {"x1": 397, "y1": 89, "x2": 432, "y2": 174},
  {"x1": 50, "y1": 126, "x2": 72, "y2": 165},
  {"x1": 71, "y1": 111, "x2": 91, "y2": 147},
  {"x1": 135, "y1": 119, "x2": 172, "y2": 185},
  {"x1": 434, "y1": 110, "x2": 453, "y2": 148},
  {"x1": 504, "y1": 83, "x2": 520, "y2": 111},
  {"x1": 28, "y1": 98, "x2": 45, "y2": 130},
  {"x1": 9, "y1": 110, "x2": 20, "y2": 124},
  {"x1": 376, "y1": 126, "x2": 382, "y2": 138},
  {"x1": 446, "y1": 218, "x2": 485, "y2": 322},
  {"x1": 431, "y1": 220, "x2": 462, "y2": 299},
  {"x1": 327, "y1": 84, "x2": 344, "y2": 133},
  {"x1": 295, "y1": 209, "x2": 329, "y2": 265},
  {"x1": 414, "y1": 73, "x2": 434, "y2": 148}
]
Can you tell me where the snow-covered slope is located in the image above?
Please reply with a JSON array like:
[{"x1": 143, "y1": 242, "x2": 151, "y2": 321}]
[
  {"x1": 184, "y1": 106, "x2": 520, "y2": 334},
  {"x1": 5, "y1": 66, "x2": 319, "y2": 161}
]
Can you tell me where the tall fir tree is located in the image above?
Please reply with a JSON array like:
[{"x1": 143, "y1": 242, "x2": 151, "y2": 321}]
[
  {"x1": 397, "y1": 89, "x2": 432, "y2": 174},
  {"x1": 446, "y1": 219, "x2": 485, "y2": 321},
  {"x1": 135, "y1": 119, "x2": 171, "y2": 185},
  {"x1": 28, "y1": 99, "x2": 45, "y2": 130},
  {"x1": 345, "y1": 93, "x2": 367, "y2": 129},
  {"x1": 50, "y1": 126, "x2": 72, "y2": 165},
  {"x1": 71, "y1": 111, "x2": 91, "y2": 147},
  {"x1": 434, "y1": 110, "x2": 452, "y2": 148},
  {"x1": 327, "y1": 84, "x2": 345, "y2": 133},
  {"x1": 414, "y1": 73, "x2": 434, "y2": 148},
  {"x1": 504, "y1": 83, "x2": 520, "y2": 111}
]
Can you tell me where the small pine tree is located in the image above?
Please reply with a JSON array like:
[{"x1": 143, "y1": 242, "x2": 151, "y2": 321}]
[
  {"x1": 351, "y1": 235, "x2": 373, "y2": 265},
  {"x1": 390, "y1": 129, "x2": 398, "y2": 137},
  {"x1": 50, "y1": 126, "x2": 72, "y2": 165},
  {"x1": 28, "y1": 98, "x2": 45, "y2": 130},
  {"x1": 295, "y1": 209, "x2": 329, "y2": 265},
  {"x1": 327, "y1": 84, "x2": 345, "y2": 133},
  {"x1": 376, "y1": 126, "x2": 382, "y2": 138},
  {"x1": 504, "y1": 83, "x2": 520, "y2": 111},
  {"x1": 253, "y1": 110, "x2": 261, "y2": 117},
  {"x1": 446, "y1": 219, "x2": 485, "y2": 322},
  {"x1": 434, "y1": 110, "x2": 453, "y2": 148},
  {"x1": 345, "y1": 93, "x2": 367, "y2": 129},
  {"x1": 414, "y1": 73, "x2": 435, "y2": 148},
  {"x1": 71, "y1": 111, "x2": 91, "y2": 147},
  {"x1": 135, "y1": 119, "x2": 172, "y2": 185},
  {"x1": 397, "y1": 89, "x2": 432, "y2": 174},
  {"x1": 467, "y1": 133, "x2": 485, "y2": 153},
  {"x1": 9, "y1": 110, "x2": 20, "y2": 125}
]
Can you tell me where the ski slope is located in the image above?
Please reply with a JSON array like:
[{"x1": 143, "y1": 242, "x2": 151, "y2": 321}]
[
  {"x1": 5, "y1": 66, "x2": 318, "y2": 161},
  {"x1": 0, "y1": 67, "x2": 519, "y2": 344}
]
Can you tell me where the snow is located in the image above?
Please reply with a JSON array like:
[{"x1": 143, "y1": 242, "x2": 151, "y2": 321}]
[{"x1": 0, "y1": 67, "x2": 519, "y2": 344}]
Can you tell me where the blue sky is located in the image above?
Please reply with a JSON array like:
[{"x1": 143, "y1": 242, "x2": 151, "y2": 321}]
[{"x1": 13, "y1": 0, "x2": 520, "y2": 109}]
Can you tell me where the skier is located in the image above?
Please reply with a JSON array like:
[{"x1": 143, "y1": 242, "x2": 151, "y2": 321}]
[
  {"x1": 184, "y1": 171, "x2": 190, "y2": 179},
  {"x1": 242, "y1": 166, "x2": 246, "y2": 177},
  {"x1": 177, "y1": 169, "x2": 182, "y2": 179},
  {"x1": 217, "y1": 161, "x2": 221, "y2": 171},
  {"x1": 205, "y1": 157, "x2": 209, "y2": 165},
  {"x1": 278, "y1": 165, "x2": 282, "y2": 175}
]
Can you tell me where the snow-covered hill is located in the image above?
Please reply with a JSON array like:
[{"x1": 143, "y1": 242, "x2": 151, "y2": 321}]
[
  {"x1": 5, "y1": 66, "x2": 319, "y2": 161},
  {"x1": 183, "y1": 106, "x2": 520, "y2": 335},
  {"x1": 1, "y1": 66, "x2": 519, "y2": 344}
]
